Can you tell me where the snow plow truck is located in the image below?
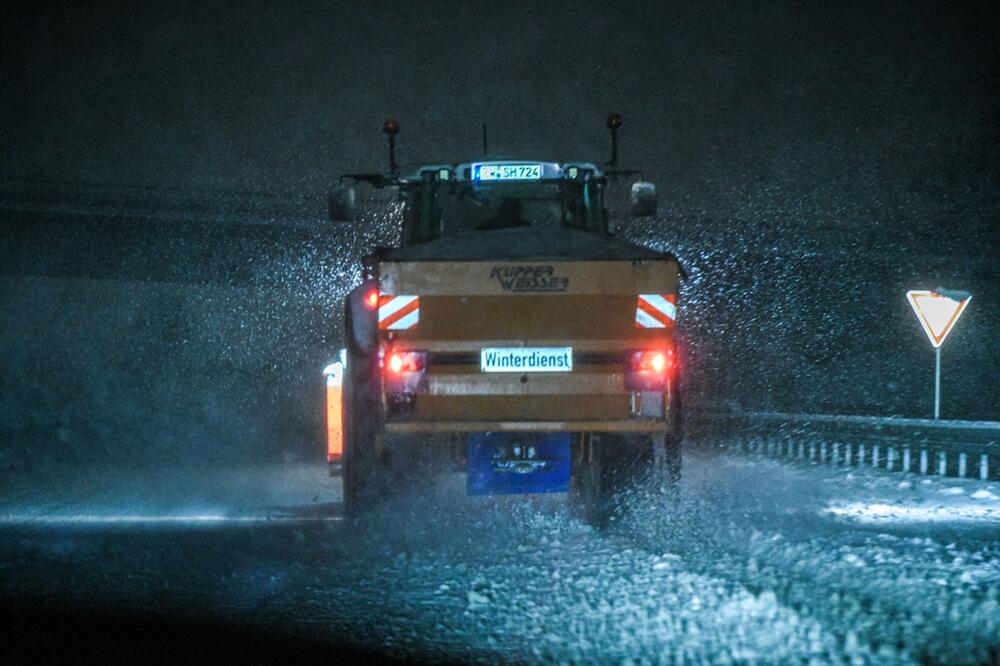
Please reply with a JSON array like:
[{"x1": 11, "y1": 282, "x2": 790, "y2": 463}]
[{"x1": 328, "y1": 115, "x2": 683, "y2": 524}]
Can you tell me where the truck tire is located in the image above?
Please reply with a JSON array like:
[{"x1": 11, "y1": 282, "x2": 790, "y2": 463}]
[
  {"x1": 664, "y1": 389, "x2": 683, "y2": 486},
  {"x1": 341, "y1": 308, "x2": 387, "y2": 519},
  {"x1": 573, "y1": 430, "x2": 681, "y2": 527},
  {"x1": 573, "y1": 433, "x2": 651, "y2": 526},
  {"x1": 664, "y1": 433, "x2": 682, "y2": 487}
]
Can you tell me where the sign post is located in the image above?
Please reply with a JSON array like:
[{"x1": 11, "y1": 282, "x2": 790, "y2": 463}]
[
  {"x1": 905, "y1": 288, "x2": 971, "y2": 420},
  {"x1": 934, "y1": 346, "x2": 941, "y2": 420}
]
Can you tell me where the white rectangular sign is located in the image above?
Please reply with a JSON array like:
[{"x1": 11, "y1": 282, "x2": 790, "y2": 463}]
[
  {"x1": 472, "y1": 163, "x2": 543, "y2": 181},
  {"x1": 480, "y1": 347, "x2": 572, "y2": 373}
]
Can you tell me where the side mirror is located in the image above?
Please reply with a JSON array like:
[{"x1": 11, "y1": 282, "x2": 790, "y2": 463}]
[
  {"x1": 630, "y1": 182, "x2": 657, "y2": 217},
  {"x1": 328, "y1": 184, "x2": 356, "y2": 222}
]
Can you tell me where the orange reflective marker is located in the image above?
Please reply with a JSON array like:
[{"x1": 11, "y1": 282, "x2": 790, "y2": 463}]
[
  {"x1": 322, "y1": 362, "x2": 344, "y2": 464},
  {"x1": 378, "y1": 294, "x2": 420, "y2": 330}
]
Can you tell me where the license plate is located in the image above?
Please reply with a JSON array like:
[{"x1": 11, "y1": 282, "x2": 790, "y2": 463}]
[
  {"x1": 472, "y1": 163, "x2": 542, "y2": 181},
  {"x1": 480, "y1": 347, "x2": 572, "y2": 373},
  {"x1": 467, "y1": 432, "x2": 571, "y2": 495}
]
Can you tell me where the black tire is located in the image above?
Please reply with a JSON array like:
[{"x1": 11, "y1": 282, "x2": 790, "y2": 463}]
[
  {"x1": 572, "y1": 433, "x2": 651, "y2": 526},
  {"x1": 573, "y1": 430, "x2": 681, "y2": 527},
  {"x1": 664, "y1": 433, "x2": 682, "y2": 487},
  {"x1": 341, "y1": 308, "x2": 387, "y2": 519},
  {"x1": 664, "y1": 388, "x2": 683, "y2": 486}
]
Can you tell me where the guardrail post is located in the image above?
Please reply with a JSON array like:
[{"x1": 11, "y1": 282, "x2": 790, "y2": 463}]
[{"x1": 699, "y1": 411, "x2": 998, "y2": 483}]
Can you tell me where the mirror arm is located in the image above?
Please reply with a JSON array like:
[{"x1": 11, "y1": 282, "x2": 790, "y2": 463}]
[{"x1": 339, "y1": 173, "x2": 399, "y2": 189}]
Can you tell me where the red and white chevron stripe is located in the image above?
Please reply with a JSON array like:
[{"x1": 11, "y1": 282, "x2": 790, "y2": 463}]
[
  {"x1": 378, "y1": 294, "x2": 420, "y2": 330},
  {"x1": 635, "y1": 293, "x2": 676, "y2": 328}
]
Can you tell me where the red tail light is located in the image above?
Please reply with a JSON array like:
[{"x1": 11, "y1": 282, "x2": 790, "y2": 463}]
[
  {"x1": 630, "y1": 350, "x2": 668, "y2": 373},
  {"x1": 384, "y1": 351, "x2": 427, "y2": 374},
  {"x1": 625, "y1": 349, "x2": 673, "y2": 390},
  {"x1": 364, "y1": 288, "x2": 379, "y2": 309},
  {"x1": 383, "y1": 350, "x2": 428, "y2": 414}
]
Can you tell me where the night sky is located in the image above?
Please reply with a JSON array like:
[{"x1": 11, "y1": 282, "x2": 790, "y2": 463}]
[{"x1": 3, "y1": 1, "x2": 996, "y2": 224}]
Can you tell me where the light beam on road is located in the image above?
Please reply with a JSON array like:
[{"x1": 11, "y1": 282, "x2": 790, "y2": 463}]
[
  {"x1": 824, "y1": 501, "x2": 1000, "y2": 524},
  {"x1": 0, "y1": 513, "x2": 341, "y2": 526}
]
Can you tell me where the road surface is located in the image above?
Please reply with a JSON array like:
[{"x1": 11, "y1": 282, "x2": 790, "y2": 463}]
[{"x1": 1, "y1": 446, "x2": 998, "y2": 663}]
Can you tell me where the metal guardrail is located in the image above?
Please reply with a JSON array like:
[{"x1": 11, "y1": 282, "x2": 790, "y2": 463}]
[{"x1": 688, "y1": 409, "x2": 1000, "y2": 482}]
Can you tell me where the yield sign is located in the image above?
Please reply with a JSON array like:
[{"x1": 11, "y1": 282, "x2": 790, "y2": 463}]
[{"x1": 906, "y1": 288, "x2": 971, "y2": 348}]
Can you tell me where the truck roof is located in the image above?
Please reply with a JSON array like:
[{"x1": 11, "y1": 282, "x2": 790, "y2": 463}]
[{"x1": 399, "y1": 161, "x2": 604, "y2": 183}]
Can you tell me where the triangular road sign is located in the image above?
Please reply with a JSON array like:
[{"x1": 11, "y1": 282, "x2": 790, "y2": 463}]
[{"x1": 906, "y1": 289, "x2": 971, "y2": 348}]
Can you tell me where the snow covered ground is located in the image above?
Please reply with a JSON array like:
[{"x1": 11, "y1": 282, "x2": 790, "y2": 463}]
[
  {"x1": 1, "y1": 447, "x2": 998, "y2": 663},
  {"x1": 0, "y1": 463, "x2": 340, "y2": 525}
]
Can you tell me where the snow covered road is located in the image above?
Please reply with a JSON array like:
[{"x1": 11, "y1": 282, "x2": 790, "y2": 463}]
[{"x1": 1, "y1": 447, "x2": 998, "y2": 663}]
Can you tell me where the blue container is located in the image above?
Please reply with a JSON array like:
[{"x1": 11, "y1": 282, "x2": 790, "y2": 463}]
[{"x1": 467, "y1": 432, "x2": 571, "y2": 495}]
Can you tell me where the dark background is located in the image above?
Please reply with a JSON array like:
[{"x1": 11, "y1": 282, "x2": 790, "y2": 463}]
[{"x1": 1, "y1": 1, "x2": 997, "y2": 468}]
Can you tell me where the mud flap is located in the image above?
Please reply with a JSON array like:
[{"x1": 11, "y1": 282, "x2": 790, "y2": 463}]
[{"x1": 467, "y1": 432, "x2": 571, "y2": 495}]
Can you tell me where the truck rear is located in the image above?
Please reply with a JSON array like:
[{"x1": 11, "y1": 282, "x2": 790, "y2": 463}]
[{"x1": 331, "y1": 120, "x2": 682, "y2": 523}]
